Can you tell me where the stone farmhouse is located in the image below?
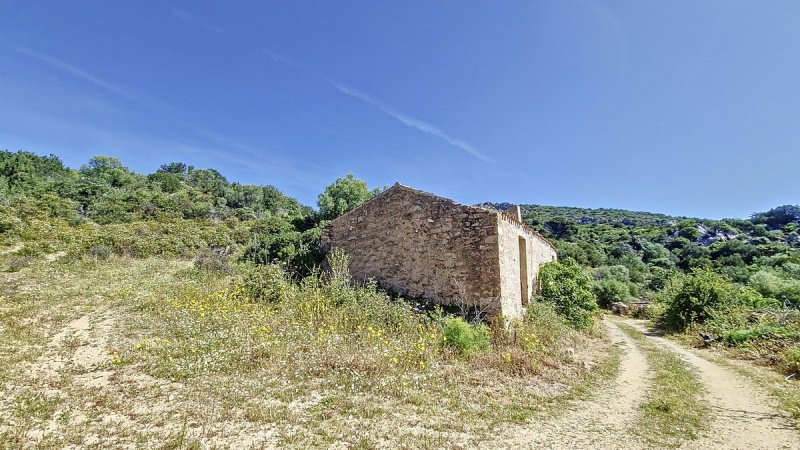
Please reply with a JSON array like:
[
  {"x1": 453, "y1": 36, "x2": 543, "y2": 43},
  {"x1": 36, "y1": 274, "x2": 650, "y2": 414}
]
[{"x1": 321, "y1": 183, "x2": 557, "y2": 319}]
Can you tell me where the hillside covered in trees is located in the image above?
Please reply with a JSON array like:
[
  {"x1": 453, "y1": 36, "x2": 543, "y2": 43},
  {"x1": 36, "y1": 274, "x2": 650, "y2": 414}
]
[
  {"x1": 0, "y1": 150, "x2": 350, "y2": 275},
  {"x1": 512, "y1": 201, "x2": 800, "y2": 375},
  {"x1": 506, "y1": 202, "x2": 800, "y2": 308}
]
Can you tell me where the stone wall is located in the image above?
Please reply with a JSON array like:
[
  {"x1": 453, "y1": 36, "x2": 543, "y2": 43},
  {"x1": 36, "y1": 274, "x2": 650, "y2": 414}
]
[
  {"x1": 322, "y1": 185, "x2": 502, "y2": 312},
  {"x1": 322, "y1": 184, "x2": 558, "y2": 319},
  {"x1": 497, "y1": 216, "x2": 558, "y2": 317}
]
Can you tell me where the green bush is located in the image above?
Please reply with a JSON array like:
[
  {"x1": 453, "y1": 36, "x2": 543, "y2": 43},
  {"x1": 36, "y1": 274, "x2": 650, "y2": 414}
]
[
  {"x1": 241, "y1": 218, "x2": 324, "y2": 276},
  {"x1": 538, "y1": 259, "x2": 598, "y2": 328},
  {"x1": 0, "y1": 206, "x2": 21, "y2": 235},
  {"x1": 443, "y1": 317, "x2": 490, "y2": 355},
  {"x1": 660, "y1": 269, "x2": 767, "y2": 331},
  {"x1": 593, "y1": 278, "x2": 631, "y2": 308},
  {"x1": 242, "y1": 264, "x2": 292, "y2": 303},
  {"x1": 749, "y1": 269, "x2": 800, "y2": 307},
  {"x1": 87, "y1": 245, "x2": 111, "y2": 261}
]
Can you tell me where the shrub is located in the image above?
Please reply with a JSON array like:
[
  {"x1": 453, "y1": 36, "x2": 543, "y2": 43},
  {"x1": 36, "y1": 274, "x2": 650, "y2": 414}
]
[
  {"x1": 443, "y1": 317, "x2": 490, "y2": 355},
  {"x1": 593, "y1": 278, "x2": 631, "y2": 308},
  {"x1": 538, "y1": 259, "x2": 598, "y2": 328},
  {"x1": 660, "y1": 269, "x2": 767, "y2": 331},
  {"x1": 782, "y1": 346, "x2": 800, "y2": 375},
  {"x1": 721, "y1": 325, "x2": 800, "y2": 345},
  {"x1": 242, "y1": 264, "x2": 292, "y2": 303},
  {"x1": 524, "y1": 302, "x2": 577, "y2": 351},
  {"x1": 87, "y1": 245, "x2": 111, "y2": 261},
  {"x1": 473, "y1": 303, "x2": 583, "y2": 376},
  {"x1": 241, "y1": 219, "x2": 325, "y2": 276},
  {"x1": 193, "y1": 248, "x2": 233, "y2": 273},
  {"x1": 749, "y1": 269, "x2": 800, "y2": 308},
  {"x1": 0, "y1": 206, "x2": 21, "y2": 235},
  {"x1": 7, "y1": 256, "x2": 34, "y2": 272}
]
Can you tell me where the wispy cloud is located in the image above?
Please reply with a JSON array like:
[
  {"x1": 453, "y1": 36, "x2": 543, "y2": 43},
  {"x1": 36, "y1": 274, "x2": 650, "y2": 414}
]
[
  {"x1": 3, "y1": 39, "x2": 173, "y2": 113},
  {"x1": 170, "y1": 8, "x2": 225, "y2": 35},
  {"x1": 261, "y1": 49, "x2": 310, "y2": 72},
  {"x1": 5, "y1": 41, "x2": 139, "y2": 103},
  {"x1": 327, "y1": 80, "x2": 493, "y2": 163},
  {"x1": 2, "y1": 39, "x2": 319, "y2": 189},
  {"x1": 161, "y1": 11, "x2": 491, "y2": 163}
]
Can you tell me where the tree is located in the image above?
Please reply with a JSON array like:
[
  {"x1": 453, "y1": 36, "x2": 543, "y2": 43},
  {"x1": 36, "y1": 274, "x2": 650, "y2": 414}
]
[
  {"x1": 241, "y1": 216, "x2": 325, "y2": 275},
  {"x1": 317, "y1": 174, "x2": 376, "y2": 220},
  {"x1": 187, "y1": 167, "x2": 228, "y2": 197},
  {"x1": 0, "y1": 150, "x2": 71, "y2": 193},
  {"x1": 751, "y1": 205, "x2": 800, "y2": 230},
  {"x1": 674, "y1": 220, "x2": 702, "y2": 241},
  {"x1": 543, "y1": 217, "x2": 577, "y2": 240},
  {"x1": 157, "y1": 162, "x2": 188, "y2": 175},
  {"x1": 79, "y1": 156, "x2": 136, "y2": 188}
]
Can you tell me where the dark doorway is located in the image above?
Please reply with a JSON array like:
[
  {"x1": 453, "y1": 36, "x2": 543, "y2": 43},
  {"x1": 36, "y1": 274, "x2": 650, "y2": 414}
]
[{"x1": 519, "y1": 236, "x2": 529, "y2": 304}]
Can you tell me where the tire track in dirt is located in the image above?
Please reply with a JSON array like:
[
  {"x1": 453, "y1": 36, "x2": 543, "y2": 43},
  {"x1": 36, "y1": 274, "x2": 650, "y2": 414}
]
[
  {"x1": 620, "y1": 318, "x2": 799, "y2": 450},
  {"x1": 496, "y1": 320, "x2": 652, "y2": 449}
]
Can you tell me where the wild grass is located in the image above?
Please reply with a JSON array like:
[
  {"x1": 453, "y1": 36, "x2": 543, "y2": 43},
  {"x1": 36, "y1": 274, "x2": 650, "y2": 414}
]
[
  {"x1": 617, "y1": 323, "x2": 708, "y2": 448},
  {"x1": 0, "y1": 251, "x2": 614, "y2": 448}
]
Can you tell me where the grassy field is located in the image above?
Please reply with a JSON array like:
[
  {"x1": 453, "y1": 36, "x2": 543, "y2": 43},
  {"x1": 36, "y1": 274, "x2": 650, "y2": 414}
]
[{"x1": 0, "y1": 252, "x2": 616, "y2": 449}]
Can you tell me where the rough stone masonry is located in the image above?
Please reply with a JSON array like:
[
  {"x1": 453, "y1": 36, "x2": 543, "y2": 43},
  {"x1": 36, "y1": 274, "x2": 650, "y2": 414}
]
[{"x1": 321, "y1": 183, "x2": 557, "y2": 319}]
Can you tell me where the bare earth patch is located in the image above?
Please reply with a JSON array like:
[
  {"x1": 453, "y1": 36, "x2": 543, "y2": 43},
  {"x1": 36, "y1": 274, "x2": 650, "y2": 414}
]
[{"x1": 495, "y1": 319, "x2": 651, "y2": 449}]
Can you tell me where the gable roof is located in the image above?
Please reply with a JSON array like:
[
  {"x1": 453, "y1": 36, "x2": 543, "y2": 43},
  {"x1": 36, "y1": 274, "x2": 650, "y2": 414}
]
[
  {"x1": 330, "y1": 182, "x2": 487, "y2": 222},
  {"x1": 328, "y1": 182, "x2": 557, "y2": 252}
]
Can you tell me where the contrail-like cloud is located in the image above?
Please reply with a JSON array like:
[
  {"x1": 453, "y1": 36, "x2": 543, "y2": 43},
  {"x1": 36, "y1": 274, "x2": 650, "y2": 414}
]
[
  {"x1": 2, "y1": 39, "x2": 319, "y2": 186},
  {"x1": 161, "y1": 10, "x2": 493, "y2": 163},
  {"x1": 328, "y1": 80, "x2": 494, "y2": 163},
  {"x1": 4, "y1": 39, "x2": 175, "y2": 112},
  {"x1": 171, "y1": 9, "x2": 226, "y2": 35},
  {"x1": 6, "y1": 41, "x2": 141, "y2": 103}
]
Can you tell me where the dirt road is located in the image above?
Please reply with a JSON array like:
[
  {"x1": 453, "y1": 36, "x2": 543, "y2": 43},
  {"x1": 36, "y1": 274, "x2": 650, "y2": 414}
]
[
  {"x1": 608, "y1": 317, "x2": 797, "y2": 449},
  {"x1": 498, "y1": 320, "x2": 653, "y2": 449},
  {"x1": 616, "y1": 318, "x2": 798, "y2": 449},
  {"x1": 500, "y1": 317, "x2": 799, "y2": 449}
]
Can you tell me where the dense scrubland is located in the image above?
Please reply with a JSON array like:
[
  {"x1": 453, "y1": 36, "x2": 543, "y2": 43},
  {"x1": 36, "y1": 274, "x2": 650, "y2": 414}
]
[
  {"x1": 1, "y1": 149, "x2": 798, "y2": 446},
  {"x1": 513, "y1": 201, "x2": 800, "y2": 377}
]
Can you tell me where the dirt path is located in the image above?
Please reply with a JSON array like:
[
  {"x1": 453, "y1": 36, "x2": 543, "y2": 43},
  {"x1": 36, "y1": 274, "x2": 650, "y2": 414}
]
[
  {"x1": 497, "y1": 320, "x2": 652, "y2": 449},
  {"x1": 617, "y1": 317, "x2": 799, "y2": 450}
]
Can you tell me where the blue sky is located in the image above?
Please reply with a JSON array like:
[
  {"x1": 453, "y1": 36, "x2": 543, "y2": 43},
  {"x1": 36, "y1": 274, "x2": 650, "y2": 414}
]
[{"x1": 1, "y1": 1, "x2": 798, "y2": 218}]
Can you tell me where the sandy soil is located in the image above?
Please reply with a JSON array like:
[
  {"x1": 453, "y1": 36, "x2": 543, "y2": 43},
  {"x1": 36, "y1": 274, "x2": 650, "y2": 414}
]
[{"x1": 495, "y1": 320, "x2": 653, "y2": 449}]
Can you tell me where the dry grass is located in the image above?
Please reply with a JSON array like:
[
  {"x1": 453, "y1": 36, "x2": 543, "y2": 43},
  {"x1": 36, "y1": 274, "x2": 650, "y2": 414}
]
[{"x1": 0, "y1": 252, "x2": 615, "y2": 448}]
